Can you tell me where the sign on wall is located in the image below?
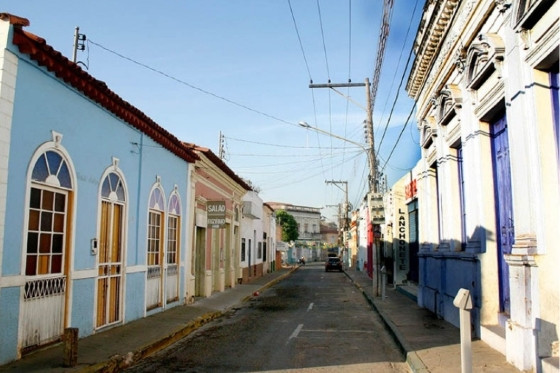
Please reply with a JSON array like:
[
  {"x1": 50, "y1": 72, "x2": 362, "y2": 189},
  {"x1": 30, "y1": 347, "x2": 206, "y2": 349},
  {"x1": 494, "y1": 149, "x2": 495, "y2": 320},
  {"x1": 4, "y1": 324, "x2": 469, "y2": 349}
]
[
  {"x1": 368, "y1": 192, "x2": 385, "y2": 224},
  {"x1": 207, "y1": 201, "x2": 226, "y2": 228}
]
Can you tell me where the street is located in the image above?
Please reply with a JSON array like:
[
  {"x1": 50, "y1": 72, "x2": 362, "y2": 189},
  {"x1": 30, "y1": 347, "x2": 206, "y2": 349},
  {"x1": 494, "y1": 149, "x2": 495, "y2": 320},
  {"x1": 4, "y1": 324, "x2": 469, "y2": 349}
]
[{"x1": 125, "y1": 263, "x2": 410, "y2": 372}]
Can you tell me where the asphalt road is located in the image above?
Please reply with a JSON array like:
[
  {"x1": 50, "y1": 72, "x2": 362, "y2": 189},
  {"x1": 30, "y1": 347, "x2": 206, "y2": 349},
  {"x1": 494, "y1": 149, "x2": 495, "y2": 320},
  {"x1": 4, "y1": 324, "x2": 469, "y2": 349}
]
[{"x1": 125, "y1": 263, "x2": 410, "y2": 372}]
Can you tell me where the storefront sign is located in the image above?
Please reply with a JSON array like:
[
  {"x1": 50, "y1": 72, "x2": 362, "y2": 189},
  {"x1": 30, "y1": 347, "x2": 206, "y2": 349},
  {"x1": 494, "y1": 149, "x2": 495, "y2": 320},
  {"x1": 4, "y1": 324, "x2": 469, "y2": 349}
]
[
  {"x1": 369, "y1": 192, "x2": 385, "y2": 224},
  {"x1": 396, "y1": 208, "x2": 408, "y2": 271},
  {"x1": 207, "y1": 201, "x2": 226, "y2": 228},
  {"x1": 405, "y1": 179, "x2": 417, "y2": 200}
]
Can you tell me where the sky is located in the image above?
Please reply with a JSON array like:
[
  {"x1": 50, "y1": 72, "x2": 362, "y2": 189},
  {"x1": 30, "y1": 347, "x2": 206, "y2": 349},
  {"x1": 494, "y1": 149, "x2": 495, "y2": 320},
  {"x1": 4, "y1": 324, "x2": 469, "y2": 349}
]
[{"x1": 3, "y1": 0, "x2": 424, "y2": 223}]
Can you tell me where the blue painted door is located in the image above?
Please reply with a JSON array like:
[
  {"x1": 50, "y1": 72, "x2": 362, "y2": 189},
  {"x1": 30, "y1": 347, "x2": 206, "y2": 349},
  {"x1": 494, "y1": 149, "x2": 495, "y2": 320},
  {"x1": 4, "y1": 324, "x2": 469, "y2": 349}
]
[{"x1": 490, "y1": 114, "x2": 514, "y2": 315}]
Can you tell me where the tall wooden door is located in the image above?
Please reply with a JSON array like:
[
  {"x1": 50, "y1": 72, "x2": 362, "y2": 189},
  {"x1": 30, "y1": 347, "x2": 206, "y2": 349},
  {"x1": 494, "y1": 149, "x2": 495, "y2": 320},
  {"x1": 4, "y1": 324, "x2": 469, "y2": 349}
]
[
  {"x1": 146, "y1": 187, "x2": 165, "y2": 311},
  {"x1": 491, "y1": 114, "x2": 514, "y2": 315},
  {"x1": 195, "y1": 227, "x2": 206, "y2": 296},
  {"x1": 96, "y1": 172, "x2": 125, "y2": 328}
]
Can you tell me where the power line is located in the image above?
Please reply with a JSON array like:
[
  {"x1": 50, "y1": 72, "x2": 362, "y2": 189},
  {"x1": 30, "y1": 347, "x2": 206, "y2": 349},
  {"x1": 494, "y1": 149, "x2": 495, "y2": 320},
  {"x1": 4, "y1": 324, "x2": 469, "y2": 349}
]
[
  {"x1": 369, "y1": 0, "x2": 394, "y2": 117},
  {"x1": 87, "y1": 39, "x2": 298, "y2": 129},
  {"x1": 225, "y1": 135, "x2": 358, "y2": 150},
  {"x1": 380, "y1": 102, "x2": 416, "y2": 175},
  {"x1": 375, "y1": 41, "x2": 415, "y2": 158},
  {"x1": 316, "y1": 0, "x2": 331, "y2": 81},
  {"x1": 287, "y1": 0, "x2": 313, "y2": 83},
  {"x1": 376, "y1": 0, "x2": 421, "y2": 157}
]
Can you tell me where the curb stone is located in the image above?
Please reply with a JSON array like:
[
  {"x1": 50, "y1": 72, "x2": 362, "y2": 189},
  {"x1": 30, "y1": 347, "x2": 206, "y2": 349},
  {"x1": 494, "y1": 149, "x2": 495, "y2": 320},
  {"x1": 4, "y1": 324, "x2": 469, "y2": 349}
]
[{"x1": 343, "y1": 270, "x2": 430, "y2": 373}]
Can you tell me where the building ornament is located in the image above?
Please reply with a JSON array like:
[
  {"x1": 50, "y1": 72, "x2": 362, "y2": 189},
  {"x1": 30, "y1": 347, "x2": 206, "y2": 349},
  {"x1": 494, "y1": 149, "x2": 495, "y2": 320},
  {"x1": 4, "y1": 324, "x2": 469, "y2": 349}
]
[
  {"x1": 436, "y1": 84, "x2": 463, "y2": 125},
  {"x1": 495, "y1": 0, "x2": 512, "y2": 13},
  {"x1": 420, "y1": 117, "x2": 438, "y2": 149},
  {"x1": 466, "y1": 33, "x2": 505, "y2": 90},
  {"x1": 454, "y1": 45, "x2": 467, "y2": 74}
]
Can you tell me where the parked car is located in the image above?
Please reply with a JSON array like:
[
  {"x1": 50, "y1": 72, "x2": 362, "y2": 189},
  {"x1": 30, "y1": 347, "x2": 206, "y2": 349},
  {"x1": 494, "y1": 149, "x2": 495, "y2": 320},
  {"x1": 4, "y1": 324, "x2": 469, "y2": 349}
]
[{"x1": 325, "y1": 257, "x2": 343, "y2": 272}]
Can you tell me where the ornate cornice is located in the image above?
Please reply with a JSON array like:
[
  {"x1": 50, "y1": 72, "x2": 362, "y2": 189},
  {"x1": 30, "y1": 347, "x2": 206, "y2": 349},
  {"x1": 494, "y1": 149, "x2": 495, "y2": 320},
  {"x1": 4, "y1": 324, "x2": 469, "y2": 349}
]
[{"x1": 407, "y1": 0, "x2": 461, "y2": 99}]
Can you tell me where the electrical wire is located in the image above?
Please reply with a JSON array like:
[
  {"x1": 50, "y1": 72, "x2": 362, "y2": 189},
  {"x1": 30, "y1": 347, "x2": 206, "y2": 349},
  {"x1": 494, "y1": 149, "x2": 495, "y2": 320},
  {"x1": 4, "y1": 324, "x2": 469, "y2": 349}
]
[
  {"x1": 375, "y1": 0, "x2": 421, "y2": 157},
  {"x1": 380, "y1": 102, "x2": 416, "y2": 175},
  {"x1": 316, "y1": 0, "x2": 331, "y2": 81},
  {"x1": 225, "y1": 135, "x2": 358, "y2": 150},
  {"x1": 87, "y1": 39, "x2": 298, "y2": 129}
]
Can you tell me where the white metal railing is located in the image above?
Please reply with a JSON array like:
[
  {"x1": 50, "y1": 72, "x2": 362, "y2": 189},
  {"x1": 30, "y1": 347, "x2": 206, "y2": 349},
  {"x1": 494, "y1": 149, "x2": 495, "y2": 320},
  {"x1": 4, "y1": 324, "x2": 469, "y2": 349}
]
[{"x1": 21, "y1": 276, "x2": 66, "y2": 350}]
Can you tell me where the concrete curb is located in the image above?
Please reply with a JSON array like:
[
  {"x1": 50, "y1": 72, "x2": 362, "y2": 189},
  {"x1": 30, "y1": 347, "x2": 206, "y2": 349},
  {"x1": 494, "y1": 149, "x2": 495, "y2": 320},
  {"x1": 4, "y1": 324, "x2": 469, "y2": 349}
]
[
  {"x1": 344, "y1": 270, "x2": 430, "y2": 373},
  {"x1": 81, "y1": 268, "x2": 299, "y2": 373}
]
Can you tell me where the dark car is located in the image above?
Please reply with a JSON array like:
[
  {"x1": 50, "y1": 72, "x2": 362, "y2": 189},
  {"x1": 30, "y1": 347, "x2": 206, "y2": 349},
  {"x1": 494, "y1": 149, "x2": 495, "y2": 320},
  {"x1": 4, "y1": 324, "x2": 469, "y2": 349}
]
[{"x1": 325, "y1": 257, "x2": 343, "y2": 272}]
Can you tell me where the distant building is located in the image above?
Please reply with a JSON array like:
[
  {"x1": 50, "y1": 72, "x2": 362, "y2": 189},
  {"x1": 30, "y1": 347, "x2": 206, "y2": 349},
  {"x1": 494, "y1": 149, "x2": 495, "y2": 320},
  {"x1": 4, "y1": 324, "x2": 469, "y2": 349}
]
[{"x1": 267, "y1": 202, "x2": 322, "y2": 263}]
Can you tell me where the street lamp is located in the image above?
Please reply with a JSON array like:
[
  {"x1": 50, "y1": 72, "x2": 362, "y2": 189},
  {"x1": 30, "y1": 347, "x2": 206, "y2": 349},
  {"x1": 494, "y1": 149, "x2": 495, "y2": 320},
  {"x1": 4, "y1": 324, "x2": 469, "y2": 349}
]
[
  {"x1": 298, "y1": 121, "x2": 375, "y2": 191},
  {"x1": 298, "y1": 120, "x2": 380, "y2": 296},
  {"x1": 298, "y1": 122, "x2": 368, "y2": 152}
]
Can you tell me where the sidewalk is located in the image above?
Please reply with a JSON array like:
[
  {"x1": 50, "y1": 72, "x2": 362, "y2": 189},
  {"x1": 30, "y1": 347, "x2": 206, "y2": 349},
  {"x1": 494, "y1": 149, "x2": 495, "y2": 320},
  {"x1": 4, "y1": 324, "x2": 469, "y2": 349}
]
[
  {"x1": 0, "y1": 267, "x2": 297, "y2": 373},
  {"x1": 344, "y1": 268, "x2": 523, "y2": 373}
]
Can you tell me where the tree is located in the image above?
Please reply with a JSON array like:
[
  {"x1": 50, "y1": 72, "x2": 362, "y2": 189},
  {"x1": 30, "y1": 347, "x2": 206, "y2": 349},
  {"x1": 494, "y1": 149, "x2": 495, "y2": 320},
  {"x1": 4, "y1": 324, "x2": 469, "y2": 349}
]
[{"x1": 276, "y1": 210, "x2": 299, "y2": 242}]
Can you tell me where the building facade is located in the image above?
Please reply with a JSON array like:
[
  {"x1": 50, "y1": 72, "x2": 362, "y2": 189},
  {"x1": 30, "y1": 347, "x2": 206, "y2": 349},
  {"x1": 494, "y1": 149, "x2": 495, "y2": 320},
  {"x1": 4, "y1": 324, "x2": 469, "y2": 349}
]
[
  {"x1": 0, "y1": 14, "x2": 198, "y2": 364},
  {"x1": 262, "y1": 203, "x2": 277, "y2": 273},
  {"x1": 267, "y1": 203, "x2": 322, "y2": 263},
  {"x1": 240, "y1": 190, "x2": 264, "y2": 282},
  {"x1": 185, "y1": 144, "x2": 250, "y2": 298},
  {"x1": 406, "y1": 1, "x2": 558, "y2": 370}
]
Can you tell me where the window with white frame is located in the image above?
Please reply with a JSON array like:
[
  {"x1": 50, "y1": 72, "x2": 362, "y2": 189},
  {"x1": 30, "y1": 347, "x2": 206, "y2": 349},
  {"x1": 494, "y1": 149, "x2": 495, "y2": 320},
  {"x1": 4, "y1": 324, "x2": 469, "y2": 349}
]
[
  {"x1": 148, "y1": 187, "x2": 165, "y2": 269},
  {"x1": 26, "y1": 150, "x2": 72, "y2": 276},
  {"x1": 167, "y1": 192, "x2": 181, "y2": 266}
]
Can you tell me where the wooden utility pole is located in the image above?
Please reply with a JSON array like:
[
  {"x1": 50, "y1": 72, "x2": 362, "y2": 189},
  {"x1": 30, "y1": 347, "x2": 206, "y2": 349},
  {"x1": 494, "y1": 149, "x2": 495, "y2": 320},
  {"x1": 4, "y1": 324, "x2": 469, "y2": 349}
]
[
  {"x1": 309, "y1": 78, "x2": 376, "y2": 193},
  {"x1": 311, "y1": 78, "x2": 379, "y2": 296}
]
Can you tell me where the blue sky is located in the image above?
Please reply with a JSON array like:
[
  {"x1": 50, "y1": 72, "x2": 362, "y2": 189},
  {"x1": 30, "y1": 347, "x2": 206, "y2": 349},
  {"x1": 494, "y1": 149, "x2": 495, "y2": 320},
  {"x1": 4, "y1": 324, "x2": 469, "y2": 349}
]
[{"x1": 3, "y1": 0, "x2": 423, "y2": 222}]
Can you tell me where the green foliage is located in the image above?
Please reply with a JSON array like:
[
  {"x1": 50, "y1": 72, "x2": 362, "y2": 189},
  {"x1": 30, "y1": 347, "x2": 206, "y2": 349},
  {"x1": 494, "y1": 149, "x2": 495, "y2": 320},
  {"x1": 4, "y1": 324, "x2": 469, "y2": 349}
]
[{"x1": 276, "y1": 210, "x2": 299, "y2": 242}]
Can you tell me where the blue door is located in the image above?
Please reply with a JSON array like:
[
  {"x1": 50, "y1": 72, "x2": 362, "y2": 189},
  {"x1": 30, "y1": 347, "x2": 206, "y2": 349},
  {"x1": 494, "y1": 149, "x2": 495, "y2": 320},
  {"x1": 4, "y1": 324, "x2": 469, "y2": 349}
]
[{"x1": 490, "y1": 114, "x2": 514, "y2": 315}]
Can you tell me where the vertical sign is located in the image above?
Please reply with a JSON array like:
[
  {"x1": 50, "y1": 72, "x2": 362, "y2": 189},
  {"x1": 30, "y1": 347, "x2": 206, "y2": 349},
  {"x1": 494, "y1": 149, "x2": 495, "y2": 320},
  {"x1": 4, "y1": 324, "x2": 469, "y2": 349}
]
[{"x1": 207, "y1": 201, "x2": 226, "y2": 228}]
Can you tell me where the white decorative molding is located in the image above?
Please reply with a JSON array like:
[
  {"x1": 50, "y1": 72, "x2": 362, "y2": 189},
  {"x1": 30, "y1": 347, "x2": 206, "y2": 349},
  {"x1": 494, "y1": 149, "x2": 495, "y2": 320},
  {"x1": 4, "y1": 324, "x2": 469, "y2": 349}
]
[{"x1": 51, "y1": 130, "x2": 63, "y2": 147}]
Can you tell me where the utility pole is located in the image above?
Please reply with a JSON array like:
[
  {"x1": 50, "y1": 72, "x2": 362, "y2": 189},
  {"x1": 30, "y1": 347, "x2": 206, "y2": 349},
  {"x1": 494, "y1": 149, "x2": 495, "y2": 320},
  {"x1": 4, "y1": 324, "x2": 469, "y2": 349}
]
[
  {"x1": 72, "y1": 27, "x2": 86, "y2": 64},
  {"x1": 311, "y1": 78, "x2": 380, "y2": 296},
  {"x1": 218, "y1": 131, "x2": 225, "y2": 160},
  {"x1": 325, "y1": 180, "x2": 349, "y2": 263},
  {"x1": 325, "y1": 180, "x2": 348, "y2": 228},
  {"x1": 309, "y1": 78, "x2": 376, "y2": 193}
]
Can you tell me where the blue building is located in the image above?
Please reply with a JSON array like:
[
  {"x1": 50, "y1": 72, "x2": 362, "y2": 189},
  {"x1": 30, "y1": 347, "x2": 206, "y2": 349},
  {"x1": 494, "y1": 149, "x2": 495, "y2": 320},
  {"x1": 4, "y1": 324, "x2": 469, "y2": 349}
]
[{"x1": 0, "y1": 14, "x2": 198, "y2": 363}]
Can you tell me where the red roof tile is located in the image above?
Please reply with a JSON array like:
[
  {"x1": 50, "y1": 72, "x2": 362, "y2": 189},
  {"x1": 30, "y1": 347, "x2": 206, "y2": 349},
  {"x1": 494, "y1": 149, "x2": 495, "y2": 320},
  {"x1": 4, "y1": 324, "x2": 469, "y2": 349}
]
[{"x1": 183, "y1": 142, "x2": 252, "y2": 191}]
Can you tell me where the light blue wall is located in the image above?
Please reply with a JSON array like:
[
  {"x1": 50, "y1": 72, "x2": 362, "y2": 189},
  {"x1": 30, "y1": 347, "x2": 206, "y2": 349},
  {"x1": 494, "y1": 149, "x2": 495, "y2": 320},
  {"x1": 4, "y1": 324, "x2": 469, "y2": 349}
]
[
  {"x1": 124, "y1": 272, "x2": 145, "y2": 321},
  {"x1": 0, "y1": 287, "x2": 20, "y2": 364},
  {"x1": 71, "y1": 279, "x2": 95, "y2": 336},
  {"x1": 1, "y1": 38, "x2": 191, "y2": 363}
]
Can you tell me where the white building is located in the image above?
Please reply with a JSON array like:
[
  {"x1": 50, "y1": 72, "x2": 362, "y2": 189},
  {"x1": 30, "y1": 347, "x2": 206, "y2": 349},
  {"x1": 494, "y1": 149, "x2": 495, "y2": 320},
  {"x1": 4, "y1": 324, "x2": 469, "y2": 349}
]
[
  {"x1": 240, "y1": 190, "x2": 264, "y2": 282},
  {"x1": 406, "y1": 1, "x2": 558, "y2": 371}
]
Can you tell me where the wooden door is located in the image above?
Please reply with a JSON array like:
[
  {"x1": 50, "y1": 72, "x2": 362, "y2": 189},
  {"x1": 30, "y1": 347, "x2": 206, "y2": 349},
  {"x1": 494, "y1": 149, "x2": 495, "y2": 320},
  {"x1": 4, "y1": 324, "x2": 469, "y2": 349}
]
[
  {"x1": 491, "y1": 114, "x2": 514, "y2": 315},
  {"x1": 96, "y1": 201, "x2": 123, "y2": 327}
]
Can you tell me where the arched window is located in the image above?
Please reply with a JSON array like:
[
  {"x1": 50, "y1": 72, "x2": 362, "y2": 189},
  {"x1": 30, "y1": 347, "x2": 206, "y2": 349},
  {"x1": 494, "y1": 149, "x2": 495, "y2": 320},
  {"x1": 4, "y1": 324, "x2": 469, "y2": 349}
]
[
  {"x1": 26, "y1": 150, "x2": 72, "y2": 276},
  {"x1": 146, "y1": 182, "x2": 166, "y2": 310},
  {"x1": 148, "y1": 186, "x2": 165, "y2": 268},
  {"x1": 97, "y1": 168, "x2": 127, "y2": 328},
  {"x1": 167, "y1": 191, "x2": 181, "y2": 267},
  {"x1": 166, "y1": 189, "x2": 181, "y2": 303}
]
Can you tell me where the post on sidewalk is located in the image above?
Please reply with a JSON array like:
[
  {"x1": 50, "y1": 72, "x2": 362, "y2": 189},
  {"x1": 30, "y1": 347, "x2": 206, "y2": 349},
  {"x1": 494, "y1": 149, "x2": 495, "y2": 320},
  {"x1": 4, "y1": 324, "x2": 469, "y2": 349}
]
[
  {"x1": 380, "y1": 266, "x2": 387, "y2": 300},
  {"x1": 453, "y1": 289, "x2": 473, "y2": 373},
  {"x1": 63, "y1": 327, "x2": 79, "y2": 367}
]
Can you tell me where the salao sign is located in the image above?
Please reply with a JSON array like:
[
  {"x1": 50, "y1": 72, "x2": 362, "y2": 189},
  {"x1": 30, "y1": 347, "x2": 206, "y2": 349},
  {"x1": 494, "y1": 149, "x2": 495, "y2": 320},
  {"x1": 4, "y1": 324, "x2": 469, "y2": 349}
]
[{"x1": 207, "y1": 201, "x2": 226, "y2": 228}]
